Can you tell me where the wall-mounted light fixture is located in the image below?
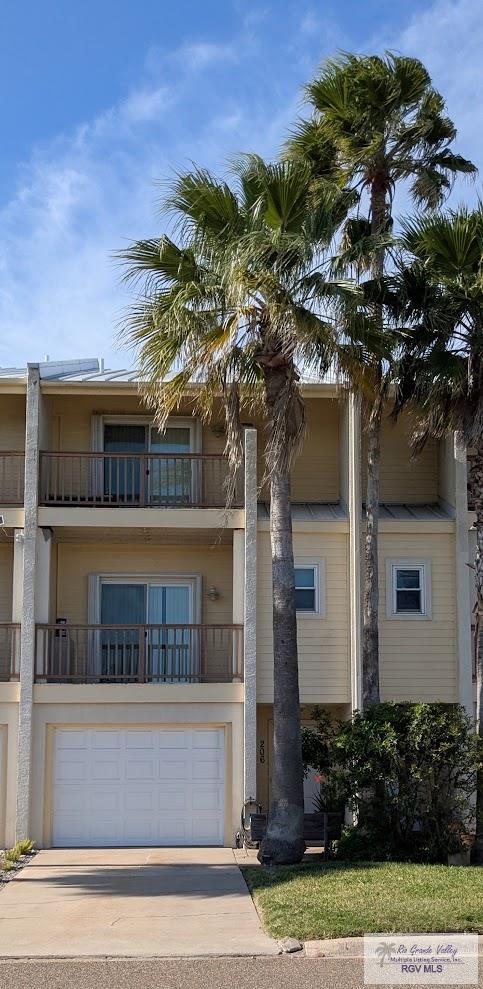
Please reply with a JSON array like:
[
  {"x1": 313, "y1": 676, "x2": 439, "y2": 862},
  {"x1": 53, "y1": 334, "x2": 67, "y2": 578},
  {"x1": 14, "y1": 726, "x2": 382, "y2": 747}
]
[
  {"x1": 210, "y1": 422, "x2": 225, "y2": 438},
  {"x1": 207, "y1": 586, "x2": 220, "y2": 602}
]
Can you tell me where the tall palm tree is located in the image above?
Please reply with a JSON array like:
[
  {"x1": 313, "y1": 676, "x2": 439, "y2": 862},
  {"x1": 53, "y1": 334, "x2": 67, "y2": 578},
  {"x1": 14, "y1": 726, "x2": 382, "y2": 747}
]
[
  {"x1": 392, "y1": 205, "x2": 483, "y2": 862},
  {"x1": 287, "y1": 51, "x2": 476, "y2": 707},
  {"x1": 118, "y1": 155, "x2": 352, "y2": 864}
]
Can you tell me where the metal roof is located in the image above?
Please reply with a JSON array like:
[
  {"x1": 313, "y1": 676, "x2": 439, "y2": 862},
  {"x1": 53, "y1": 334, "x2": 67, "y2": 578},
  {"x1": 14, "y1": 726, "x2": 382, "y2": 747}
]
[
  {"x1": 258, "y1": 502, "x2": 348, "y2": 520},
  {"x1": 0, "y1": 358, "x2": 339, "y2": 385}
]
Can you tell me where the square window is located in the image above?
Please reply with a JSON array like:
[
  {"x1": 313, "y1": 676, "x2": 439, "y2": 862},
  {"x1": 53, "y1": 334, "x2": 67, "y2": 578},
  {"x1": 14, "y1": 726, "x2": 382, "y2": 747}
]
[{"x1": 295, "y1": 566, "x2": 317, "y2": 612}]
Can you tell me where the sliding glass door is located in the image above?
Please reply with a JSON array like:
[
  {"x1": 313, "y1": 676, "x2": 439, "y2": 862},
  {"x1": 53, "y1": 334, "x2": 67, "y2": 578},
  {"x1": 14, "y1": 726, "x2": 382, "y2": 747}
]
[
  {"x1": 102, "y1": 422, "x2": 194, "y2": 505},
  {"x1": 99, "y1": 580, "x2": 194, "y2": 681}
]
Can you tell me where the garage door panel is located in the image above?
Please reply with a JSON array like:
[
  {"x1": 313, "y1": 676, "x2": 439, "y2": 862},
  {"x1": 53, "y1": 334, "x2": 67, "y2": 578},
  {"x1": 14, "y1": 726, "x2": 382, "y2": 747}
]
[
  {"x1": 52, "y1": 728, "x2": 225, "y2": 847},
  {"x1": 157, "y1": 731, "x2": 190, "y2": 749},
  {"x1": 125, "y1": 731, "x2": 155, "y2": 749},
  {"x1": 91, "y1": 759, "x2": 122, "y2": 782},
  {"x1": 124, "y1": 758, "x2": 156, "y2": 780},
  {"x1": 192, "y1": 729, "x2": 222, "y2": 749},
  {"x1": 91, "y1": 730, "x2": 121, "y2": 749}
]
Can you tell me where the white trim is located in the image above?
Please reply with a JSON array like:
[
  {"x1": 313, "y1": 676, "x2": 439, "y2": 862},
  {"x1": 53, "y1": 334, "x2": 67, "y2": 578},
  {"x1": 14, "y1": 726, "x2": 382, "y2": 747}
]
[
  {"x1": 294, "y1": 558, "x2": 326, "y2": 618},
  {"x1": 385, "y1": 559, "x2": 432, "y2": 620}
]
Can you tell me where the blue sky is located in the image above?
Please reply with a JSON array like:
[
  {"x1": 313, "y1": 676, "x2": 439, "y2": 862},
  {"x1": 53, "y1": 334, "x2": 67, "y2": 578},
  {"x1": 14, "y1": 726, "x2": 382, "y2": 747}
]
[{"x1": 1, "y1": 0, "x2": 482, "y2": 369}]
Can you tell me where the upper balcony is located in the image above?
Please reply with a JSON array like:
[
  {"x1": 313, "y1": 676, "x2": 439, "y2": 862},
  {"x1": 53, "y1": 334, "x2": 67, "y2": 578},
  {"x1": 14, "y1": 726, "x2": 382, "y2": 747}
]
[{"x1": 38, "y1": 452, "x2": 243, "y2": 509}]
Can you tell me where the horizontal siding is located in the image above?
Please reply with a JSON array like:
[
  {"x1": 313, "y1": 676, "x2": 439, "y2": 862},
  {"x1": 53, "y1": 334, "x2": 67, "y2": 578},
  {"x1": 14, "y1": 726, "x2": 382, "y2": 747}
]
[
  {"x1": 253, "y1": 398, "x2": 340, "y2": 502},
  {"x1": 378, "y1": 533, "x2": 457, "y2": 702},
  {"x1": 257, "y1": 532, "x2": 350, "y2": 704},
  {"x1": 56, "y1": 543, "x2": 234, "y2": 625},
  {"x1": 0, "y1": 544, "x2": 13, "y2": 621},
  {"x1": 362, "y1": 410, "x2": 438, "y2": 503}
]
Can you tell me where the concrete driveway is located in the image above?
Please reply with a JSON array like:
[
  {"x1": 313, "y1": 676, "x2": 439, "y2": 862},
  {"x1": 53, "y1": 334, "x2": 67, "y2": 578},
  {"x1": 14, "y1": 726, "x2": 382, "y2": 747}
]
[{"x1": 0, "y1": 848, "x2": 279, "y2": 958}]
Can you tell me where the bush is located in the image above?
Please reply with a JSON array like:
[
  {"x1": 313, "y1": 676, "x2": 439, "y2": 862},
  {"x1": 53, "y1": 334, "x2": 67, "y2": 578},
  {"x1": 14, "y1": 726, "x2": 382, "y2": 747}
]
[{"x1": 302, "y1": 703, "x2": 482, "y2": 863}]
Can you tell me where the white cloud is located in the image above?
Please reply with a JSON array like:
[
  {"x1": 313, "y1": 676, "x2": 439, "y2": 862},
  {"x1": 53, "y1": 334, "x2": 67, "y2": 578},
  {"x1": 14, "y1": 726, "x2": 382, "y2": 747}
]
[{"x1": 1, "y1": 0, "x2": 481, "y2": 370}]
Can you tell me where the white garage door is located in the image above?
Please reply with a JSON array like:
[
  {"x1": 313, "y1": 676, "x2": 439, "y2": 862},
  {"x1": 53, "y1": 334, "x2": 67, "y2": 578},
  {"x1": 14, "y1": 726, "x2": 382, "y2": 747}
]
[{"x1": 52, "y1": 727, "x2": 225, "y2": 847}]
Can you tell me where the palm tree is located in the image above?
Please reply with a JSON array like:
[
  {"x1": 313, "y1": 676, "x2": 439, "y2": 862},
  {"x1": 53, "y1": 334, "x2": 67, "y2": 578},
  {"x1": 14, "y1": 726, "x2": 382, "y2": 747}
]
[
  {"x1": 287, "y1": 51, "x2": 476, "y2": 707},
  {"x1": 118, "y1": 155, "x2": 352, "y2": 864},
  {"x1": 392, "y1": 205, "x2": 483, "y2": 862}
]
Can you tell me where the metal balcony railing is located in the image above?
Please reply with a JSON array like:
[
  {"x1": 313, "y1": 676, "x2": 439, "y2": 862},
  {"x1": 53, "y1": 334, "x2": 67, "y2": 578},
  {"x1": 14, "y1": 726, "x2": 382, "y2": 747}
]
[
  {"x1": 35, "y1": 624, "x2": 244, "y2": 684},
  {"x1": 0, "y1": 454, "x2": 25, "y2": 505},
  {"x1": 39, "y1": 452, "x2": 243, "y2": 508},
  {"x1": 0, "y1": 624, "x2": 21, "y2": 680}
]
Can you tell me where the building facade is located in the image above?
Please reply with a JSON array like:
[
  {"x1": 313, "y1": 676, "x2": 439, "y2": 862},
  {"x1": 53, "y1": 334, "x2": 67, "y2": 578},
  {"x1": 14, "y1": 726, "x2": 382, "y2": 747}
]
[{"x1": 0, "y1": 359, "x2": 476, "y2": 848}]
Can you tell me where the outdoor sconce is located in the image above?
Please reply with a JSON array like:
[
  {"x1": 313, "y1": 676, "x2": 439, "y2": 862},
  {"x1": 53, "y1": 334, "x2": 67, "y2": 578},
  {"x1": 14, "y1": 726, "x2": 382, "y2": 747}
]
[{"x1": 207, "y1": 586, "x2": 220, "y2": 602}]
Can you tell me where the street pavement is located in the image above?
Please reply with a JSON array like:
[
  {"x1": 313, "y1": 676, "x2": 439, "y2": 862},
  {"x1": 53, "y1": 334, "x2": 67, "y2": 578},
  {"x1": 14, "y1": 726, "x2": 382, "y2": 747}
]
[{"x1": 0, "y1": 956, "x2": 449, "y2": 989}]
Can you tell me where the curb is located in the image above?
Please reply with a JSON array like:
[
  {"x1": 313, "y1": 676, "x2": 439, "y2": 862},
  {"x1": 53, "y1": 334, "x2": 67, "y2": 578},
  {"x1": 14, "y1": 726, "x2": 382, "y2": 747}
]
[{"x1": 304, "y1": 935, "x2": 483, "y2": 959}]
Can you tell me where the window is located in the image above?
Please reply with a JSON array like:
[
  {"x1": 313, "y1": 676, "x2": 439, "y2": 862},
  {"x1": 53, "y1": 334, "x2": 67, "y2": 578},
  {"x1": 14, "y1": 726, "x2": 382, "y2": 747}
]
[
  {"x1": 386, "y1": 560, "x2": 431, "y2": 619},
  {"x1": 294, "y1": 563, "x2": 324, "y2": 615}
]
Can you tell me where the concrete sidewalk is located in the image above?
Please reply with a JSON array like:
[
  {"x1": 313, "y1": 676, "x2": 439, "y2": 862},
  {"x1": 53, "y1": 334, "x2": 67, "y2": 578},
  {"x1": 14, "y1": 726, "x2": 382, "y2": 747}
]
[{"x1": 0, "y1": 848, "x2": 279, "y2": 958}]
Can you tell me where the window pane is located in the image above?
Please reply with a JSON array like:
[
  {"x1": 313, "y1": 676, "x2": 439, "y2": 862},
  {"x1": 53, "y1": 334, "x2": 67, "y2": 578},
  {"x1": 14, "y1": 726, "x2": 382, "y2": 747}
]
[
  {"x1": 295, "y1": 588, "x2": 316, "y2": 611},
  {"x1": 396, "y1": 569, "x2": 420, "y2": 590},
  {"x1": 150, "y1": 426, "x2": 191, "y2": 453},
  {"x1": 101, "y1": 583, "x2": 145, "y2": 624},
  {"x1": 396, "y1": 589, "x2": 422, "y2": 613},
  {"x1": 295, "y1": 567, "x2": 315, "y2": 589},
  {"x1": 104, "y1": 424, "x2": 146, "y2": 452}
]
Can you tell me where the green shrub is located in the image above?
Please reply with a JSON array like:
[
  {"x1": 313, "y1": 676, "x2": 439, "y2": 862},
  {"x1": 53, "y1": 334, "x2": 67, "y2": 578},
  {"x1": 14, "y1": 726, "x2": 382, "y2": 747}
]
[
  {"x1": 302, "y1": 702, "x2": 482, "y2": 863},
  {"x1": 4, "y1": 846, "x2": 21, "y2": 862},
  {"x1": 15, "y1": 839, "x2": 34, "y2": 856}
]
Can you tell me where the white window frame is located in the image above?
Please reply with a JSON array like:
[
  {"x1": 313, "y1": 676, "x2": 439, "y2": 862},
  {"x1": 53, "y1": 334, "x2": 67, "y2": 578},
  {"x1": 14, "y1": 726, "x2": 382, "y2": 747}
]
[
  {"x1": 88, "y1": 573, "x2": 202, "y2": 625},
  {"x1": 386, "y1": 559, "x2": 432, "y2": 620},
  {"x1": 90, "y1": 415, "x2": 202, "y2": 504},
  {"x1": 294, "y1": 559, "x2": 325, "y2": 618}
]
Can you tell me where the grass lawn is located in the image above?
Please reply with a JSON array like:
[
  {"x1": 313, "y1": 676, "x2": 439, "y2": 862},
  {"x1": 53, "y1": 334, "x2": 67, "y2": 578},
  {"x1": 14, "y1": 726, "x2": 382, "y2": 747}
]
[{"x1": 242, "y1": 862, "x2": 483, "y2": 940}]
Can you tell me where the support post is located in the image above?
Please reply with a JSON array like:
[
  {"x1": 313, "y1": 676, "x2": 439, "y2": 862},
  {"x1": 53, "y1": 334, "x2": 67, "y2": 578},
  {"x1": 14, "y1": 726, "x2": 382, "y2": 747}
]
[
  {"x1": 16, "y1": 365, "x2": 42, "y2": 841},
  {"x1": 243, "y1": 428, "x2": 257, "y2": 803},
  {"x1": 348, "y1": 395, "x2": 362, "y2": 712},
  {"x1": 454, "y1": 433, "x2": 473, "y2": 714}
]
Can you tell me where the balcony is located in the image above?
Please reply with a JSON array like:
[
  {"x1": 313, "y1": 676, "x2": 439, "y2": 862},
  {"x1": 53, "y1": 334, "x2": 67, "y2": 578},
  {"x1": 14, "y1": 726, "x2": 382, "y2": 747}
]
[
  {"x1": 39, "y1": 452, "x2": 243, "y2": 508},
  {"x1": 35, "y1": 623, "x2": 243, "y2": 684},
  {"x1": 0, "y1": 624, "x2": 21, "y2": 680},
  {"x1": 0, "y1": 454, "x2": 25, "y2": 504}
]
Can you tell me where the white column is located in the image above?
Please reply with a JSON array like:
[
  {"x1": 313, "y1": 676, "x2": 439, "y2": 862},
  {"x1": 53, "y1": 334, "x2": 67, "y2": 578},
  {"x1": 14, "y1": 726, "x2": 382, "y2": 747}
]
[
  {"x1": 348, "y1": 395, "x2": 362, "y2": 712},
  {"x1": 454, "y1": 433, "x2": 473, "y2": 714},
  {"x1": 16, "y1": 365, "x2": 42, "y2": 841},
  {"x1": 243, "y1": 428, "x2": 257, "y2": 804}
]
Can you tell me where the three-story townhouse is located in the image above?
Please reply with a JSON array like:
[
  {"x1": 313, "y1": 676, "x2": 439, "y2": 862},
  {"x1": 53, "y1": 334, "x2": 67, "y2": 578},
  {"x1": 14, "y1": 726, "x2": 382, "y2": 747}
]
[{"x1": 0, "y1": 358, "x2": 475, "y2": 848}]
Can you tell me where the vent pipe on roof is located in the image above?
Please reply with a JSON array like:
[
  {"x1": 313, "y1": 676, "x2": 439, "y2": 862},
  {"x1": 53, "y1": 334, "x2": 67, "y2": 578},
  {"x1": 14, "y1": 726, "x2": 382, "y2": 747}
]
[{"x1": 99, "y1": 357, "x2": 105, "y2": 372}]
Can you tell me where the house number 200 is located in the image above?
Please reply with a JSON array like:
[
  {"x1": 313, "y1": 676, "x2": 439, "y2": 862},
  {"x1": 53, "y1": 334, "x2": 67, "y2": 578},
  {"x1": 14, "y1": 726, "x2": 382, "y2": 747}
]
[{"x1": 259, "y1": 740, "x2": 265, "y2": 764}]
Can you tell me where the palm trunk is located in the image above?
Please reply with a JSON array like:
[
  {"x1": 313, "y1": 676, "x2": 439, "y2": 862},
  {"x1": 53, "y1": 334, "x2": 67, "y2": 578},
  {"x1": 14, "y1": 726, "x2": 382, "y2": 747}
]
[
  {"x1": 363, "y1": 392, "x2": 382, "y2": 708},
  {"x1": 258, "y1": 369, "x2": 305, "y2": 865},
  {"x1": 362, "y1": 178, "x2": 386, "y2": 709},
  {"x1": 473, "y1": 444, "x2": 483, "y2": 863}
]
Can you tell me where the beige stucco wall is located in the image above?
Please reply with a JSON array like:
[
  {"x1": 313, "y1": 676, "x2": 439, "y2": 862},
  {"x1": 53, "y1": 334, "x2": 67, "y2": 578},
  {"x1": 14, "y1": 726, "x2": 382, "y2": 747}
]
[
  {"x1": 0, "y1": 544, "x2": 13, "y2": 621},
  {"x1": 256, "y1": 531, "x2": 350, "y2": 704},
  {"x1": 47, "y1": 395, "x2": 227, "y2": 455},
  {"x1": 362, "y1": 410, "x2": 438, "y2": 503},
  {"x1": 0, "y1": 699, "x2": 19, "y2": 848},
  {"x1": 0, "y1": 396, "x2": 26, "y2": 451},
  {"x1": 378, "y1": 531, "x2": 457, "y2": 701},
  {"x1": 30, "y1": 700, "x2": 244, "y2": 847},
  {"x1": 54, "y1": 542, "x2": 234, "y2": 625}
]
